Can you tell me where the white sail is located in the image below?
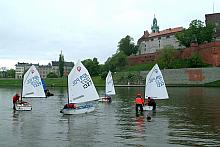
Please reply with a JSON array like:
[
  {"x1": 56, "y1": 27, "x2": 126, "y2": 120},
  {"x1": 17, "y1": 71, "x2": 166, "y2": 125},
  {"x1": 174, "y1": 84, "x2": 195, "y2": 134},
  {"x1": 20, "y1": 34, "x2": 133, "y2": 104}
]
[
  {"x1": 145, "y1": 64, "x2": 169, "y2": 99},
  {"x1": 105, "y1": 71, "x2": 116, "y2": 95},
  {"x1": 22, "y1": 65, "x2": 46, "y2": 98},
  {"x1": 68, "y1": 60, "x2": 100, "y2": 103}
]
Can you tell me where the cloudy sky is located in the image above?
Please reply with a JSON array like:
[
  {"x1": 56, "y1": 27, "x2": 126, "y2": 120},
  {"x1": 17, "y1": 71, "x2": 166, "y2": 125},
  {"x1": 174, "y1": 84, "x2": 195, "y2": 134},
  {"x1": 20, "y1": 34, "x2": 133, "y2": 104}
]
[{"x1": 0, "y1": 0, "x2": 220, "y2": 69}]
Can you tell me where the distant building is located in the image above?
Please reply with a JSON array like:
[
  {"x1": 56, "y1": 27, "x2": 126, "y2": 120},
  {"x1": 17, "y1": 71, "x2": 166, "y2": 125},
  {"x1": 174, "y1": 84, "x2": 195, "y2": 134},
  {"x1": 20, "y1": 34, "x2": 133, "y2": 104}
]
[
  {"x1": 205, "y1": 13, "x2": 220, "y2": 40},
  {"x1": 38, "y1": 63, "x2": 53, "y2": 79},
  {"x1": 51, "y1": 61, "x2": 74, "y2": 77},
  {"x1": 136, "y1": 16, "x2": 184, "y2": 55},
  {"x1": 0, "y1": 67, "x2": 7, "y2": 78},
  {"x1": 128, "y1": 14, "x2": 220, "y2": 67},
  {"x1": 15, "y1": 61, "x2": 74, "y2": 79},
  {"x1": 15, "y1": 62, "x2": 39, "y2": 79}
]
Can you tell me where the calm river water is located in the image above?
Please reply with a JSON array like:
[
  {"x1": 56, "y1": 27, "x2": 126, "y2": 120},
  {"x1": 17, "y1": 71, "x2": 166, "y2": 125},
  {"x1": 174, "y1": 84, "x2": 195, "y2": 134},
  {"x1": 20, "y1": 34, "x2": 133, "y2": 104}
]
[{"x1": 0, "y1": 86, "x2": 220, "y2": 147}]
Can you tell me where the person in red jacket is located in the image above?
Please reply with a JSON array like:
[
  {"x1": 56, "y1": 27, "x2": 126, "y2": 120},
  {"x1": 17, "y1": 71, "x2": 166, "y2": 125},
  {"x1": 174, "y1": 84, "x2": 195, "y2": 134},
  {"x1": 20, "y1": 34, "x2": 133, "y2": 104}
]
[
  {"x1": 135, "y1": 93, "x2": 144, "y2": 113},
  {"x1": 63, "y1": 103, "x2": 76, "y2": 109},
  {"x1": 12, "y1": 93, "x2": 20, "y2": 110}
]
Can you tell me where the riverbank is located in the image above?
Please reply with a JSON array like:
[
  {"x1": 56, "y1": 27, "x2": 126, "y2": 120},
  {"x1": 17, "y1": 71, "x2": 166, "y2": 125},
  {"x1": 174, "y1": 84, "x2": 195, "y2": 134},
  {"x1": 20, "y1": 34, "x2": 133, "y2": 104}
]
[
  {"x1": 0, "y1": 76, "x2": 105, "y2": 87},
  {"x1": 1, "y1": 78, "x2": 220, "y2": 87}
]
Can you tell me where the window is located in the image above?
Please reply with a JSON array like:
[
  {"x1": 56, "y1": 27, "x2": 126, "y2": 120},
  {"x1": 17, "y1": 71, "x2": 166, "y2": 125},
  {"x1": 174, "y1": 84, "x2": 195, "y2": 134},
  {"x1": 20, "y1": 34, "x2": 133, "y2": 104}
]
[{"x1": 166, "y1": 35, "x2": 170, "y2": 38}]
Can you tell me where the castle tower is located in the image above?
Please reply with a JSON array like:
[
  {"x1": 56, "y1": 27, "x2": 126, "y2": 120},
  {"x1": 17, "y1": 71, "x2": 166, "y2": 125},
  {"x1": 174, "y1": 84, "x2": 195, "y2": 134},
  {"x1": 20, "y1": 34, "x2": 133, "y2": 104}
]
[{"x1": 151, "y1": 15, "x2": 159, "y2": 33}]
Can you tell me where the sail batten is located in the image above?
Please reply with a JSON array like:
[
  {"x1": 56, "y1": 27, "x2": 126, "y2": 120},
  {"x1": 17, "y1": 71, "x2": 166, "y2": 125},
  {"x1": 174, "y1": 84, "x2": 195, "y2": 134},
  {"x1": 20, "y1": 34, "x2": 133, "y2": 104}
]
[
  {"x1": 145, "y1": 64, "x2": 169, "y2": 99},
  {"x1": 68, "y1": 60, "x2": 99, "y2": 103}
]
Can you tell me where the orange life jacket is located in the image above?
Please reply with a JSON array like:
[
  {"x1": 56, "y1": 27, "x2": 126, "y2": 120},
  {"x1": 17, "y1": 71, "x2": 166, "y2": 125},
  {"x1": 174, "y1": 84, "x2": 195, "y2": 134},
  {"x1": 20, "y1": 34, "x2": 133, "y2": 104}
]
[{"x1": 135, "y1": 97, "x2": 144, "y2": 104}]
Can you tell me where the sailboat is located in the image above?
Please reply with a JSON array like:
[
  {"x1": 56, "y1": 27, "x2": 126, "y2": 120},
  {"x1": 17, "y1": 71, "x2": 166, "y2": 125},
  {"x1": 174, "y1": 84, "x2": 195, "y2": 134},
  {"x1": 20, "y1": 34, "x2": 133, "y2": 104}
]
[
  {"x1": 99, "y1": 71, "x2": 116, "y2": 102},
  {"x1": 143, "y1": 64, "x2": 169, "y2": 111},
  {"x1": 15, "y1": 65, "x2": 46, "y2": 111},
  {"x1": 60, "y1": 60, "x2": 100, "y2": 115}
]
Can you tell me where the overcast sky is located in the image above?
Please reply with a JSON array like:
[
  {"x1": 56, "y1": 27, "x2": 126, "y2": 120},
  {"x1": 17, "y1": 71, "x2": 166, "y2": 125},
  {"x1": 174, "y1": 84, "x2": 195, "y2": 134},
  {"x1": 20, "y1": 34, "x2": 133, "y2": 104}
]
[{"x1": 0, "y1": 0, "x2": 220, "y2": 69}]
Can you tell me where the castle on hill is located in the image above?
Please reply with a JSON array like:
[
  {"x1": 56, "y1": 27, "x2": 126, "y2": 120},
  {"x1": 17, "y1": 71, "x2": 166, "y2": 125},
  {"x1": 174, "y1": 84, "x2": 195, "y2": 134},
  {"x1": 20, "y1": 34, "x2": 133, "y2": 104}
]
[{"x1": 128, "y1": 13, "x2": 220, "y2": 67}]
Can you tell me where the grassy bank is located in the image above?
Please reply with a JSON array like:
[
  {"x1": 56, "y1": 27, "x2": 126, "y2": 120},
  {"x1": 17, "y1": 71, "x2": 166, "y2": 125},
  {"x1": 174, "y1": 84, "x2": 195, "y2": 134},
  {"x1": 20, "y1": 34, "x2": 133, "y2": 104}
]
[
  {"x1": 1, "y1": 77, "x2": 220, "y2": 87},
  {"x1": 0, "y1": 76, "x2": 105, "y2": 87}
]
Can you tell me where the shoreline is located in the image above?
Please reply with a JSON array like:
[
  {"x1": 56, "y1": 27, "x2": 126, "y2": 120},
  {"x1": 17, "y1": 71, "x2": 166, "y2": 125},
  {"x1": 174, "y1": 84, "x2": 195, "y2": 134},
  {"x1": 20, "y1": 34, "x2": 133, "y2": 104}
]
[{"x1": 0, "y1": 79, "x2": 220, "y2": 87}]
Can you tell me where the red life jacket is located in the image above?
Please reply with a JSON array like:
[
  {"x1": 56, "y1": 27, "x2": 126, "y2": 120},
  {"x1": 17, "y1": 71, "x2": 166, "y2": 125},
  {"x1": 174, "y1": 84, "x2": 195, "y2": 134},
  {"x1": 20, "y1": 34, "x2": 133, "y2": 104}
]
[
  {"x1": 13, "y1": 95, "x2": 19, "y2": 104},
  {"x1": 67, "y1": 103, "x2": 76, "y2": 109}
]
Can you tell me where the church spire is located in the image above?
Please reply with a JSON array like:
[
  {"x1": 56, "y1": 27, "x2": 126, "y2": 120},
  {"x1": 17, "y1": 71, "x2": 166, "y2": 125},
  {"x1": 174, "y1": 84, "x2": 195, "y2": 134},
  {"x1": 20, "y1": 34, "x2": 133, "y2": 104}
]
[{"x1": 151, "y1": 15, "x2": 159, "y2": 33}]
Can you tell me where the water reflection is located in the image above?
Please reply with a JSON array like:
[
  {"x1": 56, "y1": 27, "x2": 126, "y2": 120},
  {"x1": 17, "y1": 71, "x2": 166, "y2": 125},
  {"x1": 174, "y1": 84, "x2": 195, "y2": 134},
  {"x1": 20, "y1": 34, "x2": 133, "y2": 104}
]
[
  {"x1": 167, "y1": 87, "x2": 220, "y2": 146},
  {"x1": 0, "y1": 87, "x2": 220, "y2": 146}
]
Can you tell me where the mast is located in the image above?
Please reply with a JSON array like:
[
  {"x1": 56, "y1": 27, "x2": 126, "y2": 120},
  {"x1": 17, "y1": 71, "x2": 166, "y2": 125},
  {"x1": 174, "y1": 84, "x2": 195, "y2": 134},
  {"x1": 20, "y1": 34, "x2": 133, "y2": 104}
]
[
  {"x1": 21, "y1": 75, "x2": 24, "y2": 102},
  {"x1": 67, "y1": 76, "x2": 69, "y2": 104}
]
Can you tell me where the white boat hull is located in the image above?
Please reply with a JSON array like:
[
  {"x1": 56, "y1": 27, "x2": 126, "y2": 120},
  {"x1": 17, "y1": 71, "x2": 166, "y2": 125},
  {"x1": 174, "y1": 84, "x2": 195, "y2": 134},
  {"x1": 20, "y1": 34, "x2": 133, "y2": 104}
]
[
  {"x1": 143, "y1": 105, "x2": 153, "y2": 111},
  {"x1": 15, "y1": 101, "x2": 32, "y2": 111},
  {"x1": 98, "y1": 96, "x2": 112, "y2": 102},
  {"x1": 61, "y1": 104, "x2": 96, "y2": 115}
]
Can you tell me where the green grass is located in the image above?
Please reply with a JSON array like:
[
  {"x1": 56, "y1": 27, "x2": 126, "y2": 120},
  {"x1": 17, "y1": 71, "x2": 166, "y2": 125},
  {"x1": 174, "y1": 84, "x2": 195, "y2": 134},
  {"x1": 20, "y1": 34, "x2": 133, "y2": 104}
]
[
  {"x1": 204, "y1": 80, "x2": 220, "y2": 87},
  {"x1": 1, "y1": 77, "x2": 220, "y2": 87},
  {"x1": 0, "y1": 76, "x2": 105, "y2": 87},
  {"x1": 0, "y1": 79, "x2": 22, "y2": 87},
  {"x1": 122, "y1": 63, "x2": 155, "y2": 71}
]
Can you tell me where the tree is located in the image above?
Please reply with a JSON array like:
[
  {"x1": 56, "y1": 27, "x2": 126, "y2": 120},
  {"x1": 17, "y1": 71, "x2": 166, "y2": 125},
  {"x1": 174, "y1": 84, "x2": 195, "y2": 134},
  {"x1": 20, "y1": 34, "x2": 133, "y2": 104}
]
[
  {"x1": 59, "y1": 52, "x2": 64, "y2": 77},
  {"x1": 47, "y1": 72, "x2": 58, "y2": 78},
  {"x1": 176, "y1": 19, "x2": 216, "y2": 47},
  {"x1": 118, "y1": 35, "x2": 138, "y2": 56},
  {"x1": 187, "y1": 53, "x2": 205, "y2": 68},
  {"x1": 104, "y1": 51, "x2": 128, "y2": 72},
  {"x1": 7, "y1": 69, "x2": 15, "y2": 78},
  {"x1": 82, "y1": 58, "x2": 100, "y2": 76},
  {"x1": 158, "y1": 45, "x2": 177, "y2": 69}
]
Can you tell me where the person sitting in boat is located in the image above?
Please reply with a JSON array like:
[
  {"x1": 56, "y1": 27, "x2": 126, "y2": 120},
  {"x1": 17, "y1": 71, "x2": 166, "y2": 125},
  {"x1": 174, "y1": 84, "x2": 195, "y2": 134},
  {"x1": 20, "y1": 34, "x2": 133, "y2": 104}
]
[
  {"x1": 105, "y1": 95, "x2": 112, "y2": 102},
  {"x1": 135, "y1": 93, "x2": 144, "y2": 113},
  {"x1": 44, "y1": 89, "x2": 54, "y2": 97},
  {"x1": 146, "y1": 97, "x2": 156, "y2": 110},
  {"x1": 63, "y1": 103, "x2": 76, "y2": 109},
  {"x1": 12, "y1": 93, "x2": 20, "y2": 110}
]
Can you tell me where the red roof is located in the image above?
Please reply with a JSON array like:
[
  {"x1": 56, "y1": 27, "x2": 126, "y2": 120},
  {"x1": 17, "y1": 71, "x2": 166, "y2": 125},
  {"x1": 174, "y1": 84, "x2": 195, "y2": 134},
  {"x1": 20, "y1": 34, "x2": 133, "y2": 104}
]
[
  {"x1": 138, "y1": 27, "x2": 183, "y2": 43},
  {"x1": 149, "y1": 27, "x2": 183, "y2": 38}
]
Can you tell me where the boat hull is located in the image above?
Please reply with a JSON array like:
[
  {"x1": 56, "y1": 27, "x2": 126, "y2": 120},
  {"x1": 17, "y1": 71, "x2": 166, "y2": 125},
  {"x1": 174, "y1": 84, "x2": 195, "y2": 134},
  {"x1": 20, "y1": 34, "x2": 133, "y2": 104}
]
[
  {"x1": 61, "y1": 104, "x2": 96, "y2": 115},
  {"x1": 143, "y1": 105, "x2": 153, "y2": 111},
  {"x1": 98, "y1": 96, "x2": 112, "y2": 102},
  {"x1": 15, "y1": 101, "x2": 32, "y2": 111}
]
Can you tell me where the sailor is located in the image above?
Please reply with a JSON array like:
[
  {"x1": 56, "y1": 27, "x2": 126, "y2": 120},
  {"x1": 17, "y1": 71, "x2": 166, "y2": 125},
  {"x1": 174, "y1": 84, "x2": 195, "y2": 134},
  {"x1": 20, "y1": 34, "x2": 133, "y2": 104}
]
[
  {"x1": 63, "y1": 103, "x2": 76, "y2": 109},
  {"x1": 147, "y1": 97, "x2": 156, "y2": 110},
  {"x1": 135, "y1": 93, "x2": 144, "y2": 113},
  {"x1": 12, "y1": 93, "x2": 20, "y2": 110}
]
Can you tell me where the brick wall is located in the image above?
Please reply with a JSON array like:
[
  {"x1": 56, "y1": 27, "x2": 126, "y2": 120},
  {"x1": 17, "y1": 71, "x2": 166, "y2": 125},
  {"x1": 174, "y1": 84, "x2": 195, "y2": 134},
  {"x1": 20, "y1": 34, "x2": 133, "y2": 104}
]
[
  {"x1": 128, "y1": 41, "x2": 220, "y2": 66},
  {"x1": 180, "y1": 41, "x2": 220, "y2": 66}
]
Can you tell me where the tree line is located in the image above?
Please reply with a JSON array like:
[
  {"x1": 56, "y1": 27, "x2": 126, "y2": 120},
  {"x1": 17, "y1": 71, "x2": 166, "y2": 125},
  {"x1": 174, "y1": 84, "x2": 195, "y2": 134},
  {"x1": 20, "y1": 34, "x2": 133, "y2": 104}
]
[{"x1": 1, "y1": 19, "x2": 216, "y2": 79}]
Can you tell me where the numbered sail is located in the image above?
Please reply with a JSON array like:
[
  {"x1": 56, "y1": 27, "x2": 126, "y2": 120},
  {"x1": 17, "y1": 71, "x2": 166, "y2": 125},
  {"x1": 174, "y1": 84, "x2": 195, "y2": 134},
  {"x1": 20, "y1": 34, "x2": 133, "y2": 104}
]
[
  {"x1": 22, "y1": 65, "x2": 46, "y2": 98},
  {"x1": 145, "y1": 64, "x2": 169, "y2": 99},
  {"x1": 105, "y1": 71, "x2": 116, "y2": 95},
  {"x1": 68, "y1": 60, "x2": 100, "y2": 103}
]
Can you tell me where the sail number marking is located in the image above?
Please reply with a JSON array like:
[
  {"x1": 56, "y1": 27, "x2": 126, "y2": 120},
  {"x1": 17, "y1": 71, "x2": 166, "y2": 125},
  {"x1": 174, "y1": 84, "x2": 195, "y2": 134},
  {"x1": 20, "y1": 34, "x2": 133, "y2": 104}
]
[
  {"x1": 72, "y1": 73, "x2": 92, "y2": 89},
  {"x1": 27, "y1": 76, "x2": 42, "y2": 88}
]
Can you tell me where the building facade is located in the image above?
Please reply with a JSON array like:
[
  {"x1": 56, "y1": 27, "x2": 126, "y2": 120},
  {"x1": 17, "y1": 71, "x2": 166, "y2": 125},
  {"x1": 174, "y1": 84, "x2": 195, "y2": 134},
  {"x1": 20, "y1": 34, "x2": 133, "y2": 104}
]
[
  {"x1": 15, "y1": 61, "x2": 74, "y2": 79},
  {"x1": 15, "y1": 63, "x2": 39, "y2": 79},
  {"x1": 136, "y1": 16, "x2": 184, "y2": 55},
  {"x1": 205, "y1": 13, "x2": 220, "y2": 40}
]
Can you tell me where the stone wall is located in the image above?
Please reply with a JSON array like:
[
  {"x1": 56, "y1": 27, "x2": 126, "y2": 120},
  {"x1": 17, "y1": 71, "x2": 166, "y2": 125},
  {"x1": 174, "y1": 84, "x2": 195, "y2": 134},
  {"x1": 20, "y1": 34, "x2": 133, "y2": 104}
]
[
  {"x1": 139, "y1": 67, "x2": 220, "y2": 85},
  {"x1": 114, "y1": 67, "x2": 220, "y2": 85}
]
